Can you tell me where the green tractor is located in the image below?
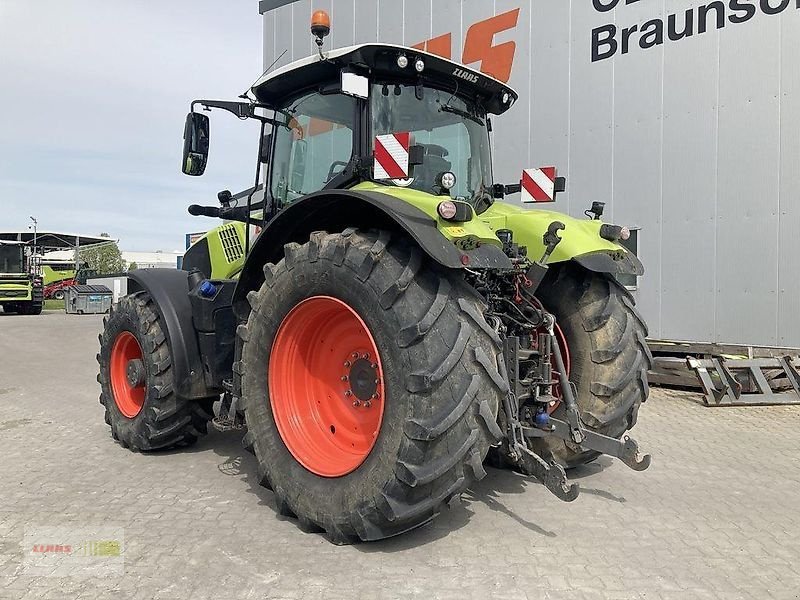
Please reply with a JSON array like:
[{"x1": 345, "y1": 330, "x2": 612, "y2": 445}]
[
  {"x1": 97, "y1": 22, "x2": 651, "y2": 543},
  {"x1": 0, "y1": 240, "x2": 43, "y2": 315}
]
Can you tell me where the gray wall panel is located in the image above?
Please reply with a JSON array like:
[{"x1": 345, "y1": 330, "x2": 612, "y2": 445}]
[
  {"x1": 492, "y1": 0, "x2": 530, "y2": 187},
  {"x1": 400, "y1": 0, "x2": 431, "y2": 47},
  {"x1": 377, "y1": 0, "x2": 403, "y2": 44},
  {"x1": 660, "y1": 0, "x2": 720, "y2": 342},
  {"x1": 263, "y1": 9, "x2": 276, "y2": 72},
  {"x1": 611, "y1": 1, "x2": 665, "y2": 338},
  {"x1": 330, "y1": 0, "x2": 355, "y2": 49},
  {"x1": 716, "y1": 16, "x2": 781, "y2": 344},
  {"x1": 291, "y1": 0, "x2": 314, "y2": 61},
  {"x1": 529, "y1": 1, "x2": 571, "y2": 215},
  {"x1": 272, "y1": 4, "x2": 294, "y2": 69},
  {"x1": 778, "y1": 10, "x2": 800, "y2": 345},
  {"x1": 353, "y1": 0, "x2": 378, "y2": 44},
  {"x1": 430, "y1": 0, "x2": 464, "y2": 62},
  {"x1": 567, "y1": 6, "x2": 614, "y2": 230}
]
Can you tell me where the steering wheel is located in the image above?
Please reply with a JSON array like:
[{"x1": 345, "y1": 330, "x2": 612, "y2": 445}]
[{"x1": 326, "y1": 161, "x2": 349, "y2": 182}]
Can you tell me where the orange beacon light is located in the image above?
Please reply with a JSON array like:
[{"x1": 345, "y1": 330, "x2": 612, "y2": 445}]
[{"x1": 311, "y1": 10, "x2": 331, "y2": 40}]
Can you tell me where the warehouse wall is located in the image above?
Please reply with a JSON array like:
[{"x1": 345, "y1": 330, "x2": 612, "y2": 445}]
[{"x1": 262, "y1": 0, "x2": 800, "y2": 346}]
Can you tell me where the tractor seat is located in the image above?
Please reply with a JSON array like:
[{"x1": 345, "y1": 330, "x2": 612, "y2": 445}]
[{"x1": 412, "y1": 144, "x2": 452, "y2": 192}]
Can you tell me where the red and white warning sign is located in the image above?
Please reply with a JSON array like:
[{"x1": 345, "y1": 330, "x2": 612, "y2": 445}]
[
  {"x1": 374, "y1": 132, "x2": 411, "y2": 180},
  {"x1": 521, "y1": 167, "x2": 557, "y2": 203}
]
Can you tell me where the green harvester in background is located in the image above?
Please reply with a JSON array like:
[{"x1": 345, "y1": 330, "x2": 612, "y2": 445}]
[{"x1": 0, "y1": 241, "x2": 43, "y2": 315}]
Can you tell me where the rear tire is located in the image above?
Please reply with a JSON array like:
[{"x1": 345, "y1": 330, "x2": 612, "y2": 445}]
[
  {"x1": 18, "y1": 303, "x2": 43, "y2": 315},
  {"x1": 54, "y1": 290, "x2": 65, "y2": 301},
  {"x1": 97, "y1": 292, "x2": 214, "y2": 451},
  {"x1": 238, "y1": 230, "x2": 505, "y2": 543},
  {"x1": 530, "y1": 263, "x2": 652, "y2": 468}
]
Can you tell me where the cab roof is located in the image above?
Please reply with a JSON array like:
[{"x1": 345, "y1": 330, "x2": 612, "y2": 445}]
[{"x1": 252, "y1": 43, "x2": 519, "y2": 115}]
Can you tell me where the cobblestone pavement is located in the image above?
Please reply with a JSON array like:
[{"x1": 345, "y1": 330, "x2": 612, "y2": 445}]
[{"x1": 1, "y1": 312, "x2": 799, "y2": 600}]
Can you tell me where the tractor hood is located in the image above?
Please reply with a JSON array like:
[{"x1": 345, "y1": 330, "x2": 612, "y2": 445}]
[
  {"x1": 480, "y1": 202, "x2": 645, "y2": 276},
  {"x1": 352, "y1": 184, "x2": 643, "y2": 277},
  {"x1": 252, "y1": 44, "x2": 518, "y2": 116}
]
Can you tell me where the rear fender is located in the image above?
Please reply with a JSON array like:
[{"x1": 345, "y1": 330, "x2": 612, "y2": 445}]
[
  {"x1": 233, "y1": 190, "x2": 512, "y2": 311},
  {"x1": 127, "y1": 269, "x2": 217, "y2": 400}
]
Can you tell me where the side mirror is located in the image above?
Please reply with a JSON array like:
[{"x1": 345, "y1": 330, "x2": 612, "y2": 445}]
[{"x1": 182, "y1": 112, "x2": 210, "y2": 176}]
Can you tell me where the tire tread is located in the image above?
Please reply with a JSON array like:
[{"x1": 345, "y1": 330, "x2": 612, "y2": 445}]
[
  {"x1": 97, "y1": 292, "x2": 215, "y2": 451},
  {"x1": 239, "y1": 230, "x2": 505, "y2": 542}
]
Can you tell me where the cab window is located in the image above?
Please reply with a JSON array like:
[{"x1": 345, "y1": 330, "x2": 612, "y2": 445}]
[
  {"x1": 270, "y1": 92, "x2": 356, "y2": 206},
  {"x1": 371, "y1": 84, "x2": 492, "y2": 203}
]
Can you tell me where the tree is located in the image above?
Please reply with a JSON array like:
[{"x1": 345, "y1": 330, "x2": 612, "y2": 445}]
[
  {"x1": 80, "y1": 237, "x2": 125, "y2": 275},
  {"x1": 127, "y1": 261, "x2": 138, "y2": 272}
]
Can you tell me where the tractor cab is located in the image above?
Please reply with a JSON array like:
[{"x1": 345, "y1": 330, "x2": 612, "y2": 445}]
[
  {"x1": 0, "y1": 241, "x2": 26, "y2": 275},
  {"x1": 182, "y1": 42, "x2": 518, "y2": 223},
  {"x1": 252, "y1": 43, "x2": 516, "y2": 210}
]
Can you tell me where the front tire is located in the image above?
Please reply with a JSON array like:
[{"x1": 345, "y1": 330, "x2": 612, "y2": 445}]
[
  {"x1": 531, "y1": 263, "x2": 652, "y2": 468},
  {"x1": 18, "y1": 282, "x2": 43, "y2": 315},
  {"x1": 1, "y1": 303, "x2": 18, "y2": 314},
  {"x1": 238, "y1": 230, "x2": 505, "y2": 543},
  {"x1": 97, "y1": 292, "x2": 214, "y2": 450}
]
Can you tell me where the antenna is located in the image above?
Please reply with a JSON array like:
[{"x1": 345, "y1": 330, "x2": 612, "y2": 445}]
[{"x1": 239, "y1": 48, "x2": 289, "y2": 100}]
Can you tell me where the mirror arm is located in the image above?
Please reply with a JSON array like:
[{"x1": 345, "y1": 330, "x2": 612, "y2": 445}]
[{"x1": 191, "y1": 100, "x2": 277, "y2": 125}]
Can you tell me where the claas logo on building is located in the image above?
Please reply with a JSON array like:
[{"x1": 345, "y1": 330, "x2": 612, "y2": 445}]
[
  {"x1": 296, "y1": 7, "x2": 523, "y2": 140},
  {"x1": 413, "y1": 8, "x2": 521, "y2": 84}
]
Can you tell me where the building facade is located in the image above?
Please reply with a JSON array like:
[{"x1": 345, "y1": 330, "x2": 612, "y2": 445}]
[{"x1": 259, "y1": 0, "x2": 800, "y2": 346}]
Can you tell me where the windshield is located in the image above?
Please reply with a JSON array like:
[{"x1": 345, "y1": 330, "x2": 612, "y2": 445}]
[
  {"x1": 0, "y1": 245, "x2": 24, "y2": 274},
  {"x1": 371, "y1": 84, "x2": 493, "y2": 205}
]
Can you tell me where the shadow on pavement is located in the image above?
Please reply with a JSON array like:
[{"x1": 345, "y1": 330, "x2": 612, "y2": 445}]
[
  {"x1": 173, "y1": 427, "x2": 630, "y2": 551},
  {"x1": 460, "y1": 467, "x2": 557, "y2": 537}
]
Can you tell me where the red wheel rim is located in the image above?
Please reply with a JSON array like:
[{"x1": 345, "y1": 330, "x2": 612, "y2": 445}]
[
  {"x1": 269, "y1": 296, "x2": 386, "y2": 478},
  {"x1": 110, "y1": 331, "x2": 146, "y2": 418}
]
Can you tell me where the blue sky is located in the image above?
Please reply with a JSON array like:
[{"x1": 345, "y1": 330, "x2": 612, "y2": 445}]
[{"x1": 0, "y1": 1, "x2": 264, "y2": 251}]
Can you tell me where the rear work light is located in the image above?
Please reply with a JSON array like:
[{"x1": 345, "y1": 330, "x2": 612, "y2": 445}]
[{"x1": 599, "y1": 224, "x2": 631, "y2": 242}]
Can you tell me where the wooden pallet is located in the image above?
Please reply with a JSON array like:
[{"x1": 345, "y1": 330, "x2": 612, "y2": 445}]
[
  {"x1": 686, "y1": 356, "x2": 800, "y2": 406},
  {"x1": 646, "y1": 339, "x2": 800, "y2": 406},
  {"x1": 648, "y1": 340, "x2": 800, "y2": 360}
]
